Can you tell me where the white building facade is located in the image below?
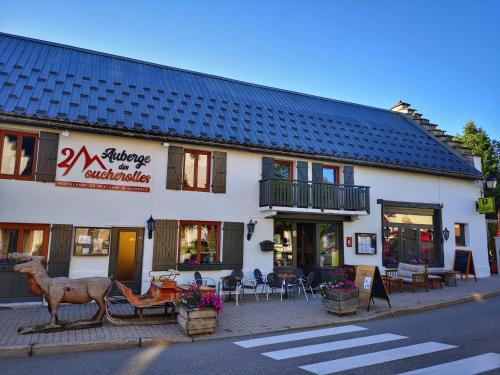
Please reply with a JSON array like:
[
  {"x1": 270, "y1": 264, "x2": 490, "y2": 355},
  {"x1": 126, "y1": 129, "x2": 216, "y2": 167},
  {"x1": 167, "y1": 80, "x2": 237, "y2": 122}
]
[{"x1": 0, "y1": 33, "x2": 488, "y2": 302}]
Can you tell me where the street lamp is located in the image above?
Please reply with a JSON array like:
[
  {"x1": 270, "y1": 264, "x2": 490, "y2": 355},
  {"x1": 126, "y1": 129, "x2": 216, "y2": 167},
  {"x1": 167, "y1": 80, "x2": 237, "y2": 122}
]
[{"x1": 147, "y1": 215, "x2": 156, "y2": 239}]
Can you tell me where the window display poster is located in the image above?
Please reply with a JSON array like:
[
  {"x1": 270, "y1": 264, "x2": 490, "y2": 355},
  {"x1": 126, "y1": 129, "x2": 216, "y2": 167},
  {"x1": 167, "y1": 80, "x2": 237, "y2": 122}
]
[{"x1": 78, "y1": 235, "x2": 91, "y2": 245}]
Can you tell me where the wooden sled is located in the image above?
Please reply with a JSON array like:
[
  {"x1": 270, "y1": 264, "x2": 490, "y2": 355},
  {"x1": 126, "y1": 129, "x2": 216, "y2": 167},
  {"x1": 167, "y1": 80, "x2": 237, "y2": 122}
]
[
  {"x1": 106, "y1": 271, "x2": 182, "y2": 326},
  {"x1": 18, "y1": 320, "x2": 102, "y2": 335}
]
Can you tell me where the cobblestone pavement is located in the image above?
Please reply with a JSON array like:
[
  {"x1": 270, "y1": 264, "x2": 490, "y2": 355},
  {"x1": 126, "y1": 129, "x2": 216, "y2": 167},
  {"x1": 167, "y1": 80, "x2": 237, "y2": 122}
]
[{"x1": 0, "y1": 276, "x2": 499, "y2": 351}]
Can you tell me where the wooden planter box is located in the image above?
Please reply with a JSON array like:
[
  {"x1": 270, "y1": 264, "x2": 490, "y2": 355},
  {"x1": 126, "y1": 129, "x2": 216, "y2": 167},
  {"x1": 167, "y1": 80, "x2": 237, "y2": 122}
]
[
  {"x1": 322, "y1": 289, "x2": 359, "y2": 316},
  {"x1": 177, "y1": 303, "x2": 218, "y2": 335}
]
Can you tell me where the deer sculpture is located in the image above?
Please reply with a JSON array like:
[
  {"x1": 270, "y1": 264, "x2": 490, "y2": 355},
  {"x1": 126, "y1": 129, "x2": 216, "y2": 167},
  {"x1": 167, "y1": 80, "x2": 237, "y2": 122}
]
[{"x1": 9, "y1": 253, "x2": 112, "y2": 333}]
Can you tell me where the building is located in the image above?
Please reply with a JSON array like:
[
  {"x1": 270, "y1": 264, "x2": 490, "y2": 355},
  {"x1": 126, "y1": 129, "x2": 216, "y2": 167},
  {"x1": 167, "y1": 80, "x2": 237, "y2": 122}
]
[{"x1": 0, "y1": 33, "x2": 488, "y2": 303}]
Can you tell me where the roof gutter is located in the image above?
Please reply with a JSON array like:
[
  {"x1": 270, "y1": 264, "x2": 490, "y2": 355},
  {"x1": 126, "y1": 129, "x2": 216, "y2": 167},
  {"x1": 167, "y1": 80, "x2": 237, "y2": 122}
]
[{"x1": 0, "y1": 112, "x2": 482, "y2": 181}]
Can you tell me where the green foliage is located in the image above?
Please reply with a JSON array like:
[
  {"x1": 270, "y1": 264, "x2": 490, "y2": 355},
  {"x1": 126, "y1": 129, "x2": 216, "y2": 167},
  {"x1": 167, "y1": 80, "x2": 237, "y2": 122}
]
[{"x1": 455, "y1": 121, "x2": 499, "y2": 217}]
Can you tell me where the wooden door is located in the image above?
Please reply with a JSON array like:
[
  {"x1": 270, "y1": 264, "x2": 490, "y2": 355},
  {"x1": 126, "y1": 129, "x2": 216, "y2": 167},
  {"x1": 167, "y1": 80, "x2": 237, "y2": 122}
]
[{"x1": 109, "y1": 228, "x2": 144, "y2": 294}]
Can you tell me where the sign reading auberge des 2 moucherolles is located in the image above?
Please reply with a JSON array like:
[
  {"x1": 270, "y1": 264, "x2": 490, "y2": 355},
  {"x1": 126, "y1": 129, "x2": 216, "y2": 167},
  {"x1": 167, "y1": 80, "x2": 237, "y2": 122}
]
[{"x1": 55, "y1": 135, "x2": 153, "y2": 192}]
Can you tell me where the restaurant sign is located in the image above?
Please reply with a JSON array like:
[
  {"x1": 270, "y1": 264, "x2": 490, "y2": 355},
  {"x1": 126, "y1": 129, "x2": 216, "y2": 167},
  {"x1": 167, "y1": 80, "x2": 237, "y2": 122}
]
[
  {"x1": 477, "y1": 197, "x2": 495, "y2": 214},
  {"x1": 55, "y1": 140, "x2": 153, "y2": 193}
]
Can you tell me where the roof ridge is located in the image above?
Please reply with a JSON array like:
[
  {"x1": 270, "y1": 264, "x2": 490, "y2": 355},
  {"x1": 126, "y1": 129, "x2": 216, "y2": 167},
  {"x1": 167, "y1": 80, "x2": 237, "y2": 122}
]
[{"x1": 0, "y1": 31, "x2": 396, "y2": 116}]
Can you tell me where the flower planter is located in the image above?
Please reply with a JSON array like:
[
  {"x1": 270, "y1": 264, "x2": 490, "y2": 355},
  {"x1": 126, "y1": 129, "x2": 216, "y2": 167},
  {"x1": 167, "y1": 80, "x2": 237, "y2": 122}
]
[
  {"x1": 322, "y1": 289, "x2": 359, "y2": 316},
  {"x1": 177, "y1": 303, "x2": 218, "y2": 335},
  {"x1": 259, "y1": 240, "x2": 275, "y2": 252}
]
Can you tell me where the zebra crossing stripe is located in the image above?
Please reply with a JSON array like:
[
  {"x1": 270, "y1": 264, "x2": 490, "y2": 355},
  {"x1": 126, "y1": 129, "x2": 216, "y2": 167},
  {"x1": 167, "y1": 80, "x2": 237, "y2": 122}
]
[
  {"x1": 263, "y1": 333, "x2": 407, "y2": 360},
  {"x1": 299, "y1": 342, "x2": 456, "y2": 375},
  {"x1": 397, "y1": 352, "x2": 500, "y2": 375},
  {"x1": 233, "y1": 325, "x2": 367, "y2": 348}
]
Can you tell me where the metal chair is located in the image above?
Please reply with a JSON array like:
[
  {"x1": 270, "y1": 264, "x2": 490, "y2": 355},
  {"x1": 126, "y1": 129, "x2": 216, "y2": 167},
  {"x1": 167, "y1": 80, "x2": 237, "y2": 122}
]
[
  {"x1": 240, "y1": 270, "x2": 260, "y2": 302},
  {"x1": 287, "y1": 268, "x2": 304, "y2": 298},
  {"x1": 254, "y1": 268, "x2": 267, "y2": 295},
  {"x1": 266, "y1": 273, "x2": 285, "y2": 302},
  {"x1": 193, "y1": 271, "x2": 217, "y2": 291},
  {"x1": 300, "y1": 272, "x2": 317, "y2": 301},
  {"x1": 219, "y1": 275, "x2": 240, "y2": 306}
]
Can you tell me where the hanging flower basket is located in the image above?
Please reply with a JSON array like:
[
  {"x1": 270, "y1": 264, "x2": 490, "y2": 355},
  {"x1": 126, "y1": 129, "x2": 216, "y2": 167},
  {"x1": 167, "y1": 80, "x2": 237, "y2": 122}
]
[{"x1": 320, "y1": 280, "x2": 359, "y2": 316}]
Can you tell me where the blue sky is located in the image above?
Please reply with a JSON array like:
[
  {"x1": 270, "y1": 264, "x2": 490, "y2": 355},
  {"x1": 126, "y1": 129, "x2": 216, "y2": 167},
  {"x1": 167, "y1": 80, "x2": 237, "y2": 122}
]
[{"x1": 1, "y1": 0, "x2": 499, "y2": 139}]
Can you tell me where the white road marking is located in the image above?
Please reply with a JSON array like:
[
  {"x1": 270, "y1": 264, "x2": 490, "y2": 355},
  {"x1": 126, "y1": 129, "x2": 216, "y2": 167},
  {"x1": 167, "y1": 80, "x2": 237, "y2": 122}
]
[
  {"x1": 397, "y1": 352, "x2": 500, "y2": 375},
  {"x1": 233, "y1": 325, "x2": 367, "y2": 348},
  {"x1": 263, "y1": 333, "x2": 407, "y2": 360},
  {"x1": 299, "y1": 342, "x2": 457, "y2": 375}
]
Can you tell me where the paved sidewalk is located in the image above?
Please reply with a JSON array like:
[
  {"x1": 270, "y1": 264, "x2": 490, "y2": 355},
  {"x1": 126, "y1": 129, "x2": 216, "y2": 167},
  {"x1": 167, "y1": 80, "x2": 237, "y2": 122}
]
[{"x1": 1, "y1": 276, "x2": 499, "y2": 357}]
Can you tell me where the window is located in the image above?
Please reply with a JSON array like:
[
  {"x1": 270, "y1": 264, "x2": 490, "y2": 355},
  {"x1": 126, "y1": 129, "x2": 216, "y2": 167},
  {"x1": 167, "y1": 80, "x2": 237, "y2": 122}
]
[
  {"x1": 322, "y1": 165, "x2": 339, "y2": 184},
  {"x1": 74, "y1": 228, "x2": 110, "y2": 256},
  {"x1": 0, "y1": 223, "x2": 49, "y2": 261},
  {"x1": 382, "y1": 206, "x2": 443, "y2": 267},
  {"x1": 455, "y1": 223, "x2": 467, "y2": 246},
  {"x1": 183, "y1": 149, "x2": 211, "y2": 192},
  {"x1": 273, "y1": 221, "x2": 294, "y2": 267},
  {"x1": 179, "y1": 221, "x2": 220, "y2": 265},
  {"x1": 273, "y1": 160, "x2": 293, "y2": 180},
  {"x1": 0, "y1": 130, "x2": 38, "y2": 180}
]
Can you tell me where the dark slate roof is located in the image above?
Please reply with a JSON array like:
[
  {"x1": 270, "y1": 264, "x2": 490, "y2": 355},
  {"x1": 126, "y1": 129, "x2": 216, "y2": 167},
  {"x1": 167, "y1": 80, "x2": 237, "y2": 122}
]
[{"x1": 0, "y1": 33, "x2": 481, "y2": 179}]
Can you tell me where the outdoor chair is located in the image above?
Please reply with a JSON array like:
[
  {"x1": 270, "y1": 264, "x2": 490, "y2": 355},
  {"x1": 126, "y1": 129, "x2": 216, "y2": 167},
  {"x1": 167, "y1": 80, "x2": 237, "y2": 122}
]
[
  {"x1": 240, "y1": 270, "x2": 260, "y2": 302},
  {"x1": 300, "y1": 272, "x2": 317, "y2": 301},
  {"x1": 220, "y1": 275, "x2": 241, "y2": 306},
  {"x1": 254, "y1": 268, "x2": 267, "y2": 294},
  {"x1": 385, "y1": 263, "x2": 429, "y2": 292},
  {"x1": 287, "y1": 268, "x2": 305, "y2": 298},
  {"x1": 193, "y1": 271, "x2": 217, "y2": 291},
  {"x1": 266, "y1": 273, "x2": 285, "y2": 302}
]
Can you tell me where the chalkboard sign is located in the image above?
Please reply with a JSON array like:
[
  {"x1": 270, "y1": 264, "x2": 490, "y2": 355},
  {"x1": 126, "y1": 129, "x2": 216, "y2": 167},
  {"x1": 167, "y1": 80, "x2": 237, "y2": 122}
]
[
  {"x1": 355, "y1": 265, "x2": 391, "y2": 311},
  {"x1": 453, "y1": 250, "x2": 477, "y2": 281}
]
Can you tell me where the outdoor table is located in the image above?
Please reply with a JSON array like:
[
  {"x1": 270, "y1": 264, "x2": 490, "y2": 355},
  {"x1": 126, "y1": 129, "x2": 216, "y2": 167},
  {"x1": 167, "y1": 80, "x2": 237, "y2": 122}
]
[{"x1": 277, "y1": 273, "x2": 297, "y2": 299}]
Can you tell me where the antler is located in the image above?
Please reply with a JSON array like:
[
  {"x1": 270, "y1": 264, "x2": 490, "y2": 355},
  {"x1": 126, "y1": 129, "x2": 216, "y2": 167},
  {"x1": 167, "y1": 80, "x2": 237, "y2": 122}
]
[{"x1": 8, "y1": 253, "x2": 45, "y2": 262}]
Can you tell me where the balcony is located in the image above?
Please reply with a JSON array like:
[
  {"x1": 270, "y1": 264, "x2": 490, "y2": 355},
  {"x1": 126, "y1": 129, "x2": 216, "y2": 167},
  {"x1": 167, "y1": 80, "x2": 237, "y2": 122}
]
[{"x1": 259, "y1": 178, "x2": 370, "y2": 215}]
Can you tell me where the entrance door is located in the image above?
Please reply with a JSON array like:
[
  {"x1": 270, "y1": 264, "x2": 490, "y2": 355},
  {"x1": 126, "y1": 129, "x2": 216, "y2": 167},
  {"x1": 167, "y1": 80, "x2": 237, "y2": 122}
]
[
  {"x1": 317, "y1": 223, "x2": 343, "y2": 283},
  {"x1": 296, "y1": 223, "x2": 316, "y2": 277},
  {"x1": 109, "y1": 228, "x2": 144, "y2": 294}
]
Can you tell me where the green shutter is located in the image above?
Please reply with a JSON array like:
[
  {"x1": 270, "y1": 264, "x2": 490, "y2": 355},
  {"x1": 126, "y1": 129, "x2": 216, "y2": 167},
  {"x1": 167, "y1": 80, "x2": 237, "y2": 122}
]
[
  {"x1": 297, "y1": 161, "x2": 309, "y2": 208},
  {"x1": 35, "y1": 132, "x2": 59, "y2": 182},
  {"x1": 262, "y1": 157, "x2": 274, "y2": 179},
  {"x1": 212, "y1": 151, "x2": 227, "y2": 193},
  {"x1": 312, "y1": 162, "x2": 323, "y2": 208},
  {"x1": 343, "y1": 166, "x2": 354, "y2": 185},
  {"x1": 47, "y1": 224, "x2": 73, "y2": 277},
  {"x1": 222, "y1": 222, "x2": 244, "y2": 268},
  {"x1": 152, "y1": 220, "x2": 179, "y2": 271},
  {"x1": 166, "y1": 146, "x2": 184, "y2": 190}
]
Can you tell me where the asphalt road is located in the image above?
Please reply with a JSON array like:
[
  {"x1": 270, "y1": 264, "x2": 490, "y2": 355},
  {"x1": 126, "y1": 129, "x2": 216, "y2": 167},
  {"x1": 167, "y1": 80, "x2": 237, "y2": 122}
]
[{"x1": 3, "y1": 296, "x2": 500, "y2": 375}]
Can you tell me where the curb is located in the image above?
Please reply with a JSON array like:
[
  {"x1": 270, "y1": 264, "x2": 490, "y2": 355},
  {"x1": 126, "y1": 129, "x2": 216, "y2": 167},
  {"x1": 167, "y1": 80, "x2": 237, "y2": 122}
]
[{"x1": 1, "y1": 289, "x2": 499, "y2": 358}]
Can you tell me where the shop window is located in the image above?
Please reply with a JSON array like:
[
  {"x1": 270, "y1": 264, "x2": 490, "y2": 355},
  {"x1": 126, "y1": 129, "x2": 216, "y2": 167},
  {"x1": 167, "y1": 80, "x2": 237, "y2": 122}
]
[
  {"x1": 74, "y1": 228, "x2": 110, "y2": 256},
  {"x1": 273, "y1": 160, "x2": 293, "y2": 180},
  {"x1": 183, "y1": 149, "x2": 211, "y2": 192},
  {"x1": 319, "y1": 223, "x2": 340, "y2": 267},
  {"x1": 0, "y1": 224, "x2": 49, "y2": 262},
  {"x1": 322, "y1": 165, "x2": 339, "y2": 184},
  {"x1": 178, "y1": 221, "x2": 220, "y2": 265},
  {"x1": 0, "y1": 130, "x2": 38, "y2": 180},
  {"x1": 382, "y1": 206, "x2": 443, "y2": 267},
  {"x1": 273, "y1": 221, "x2": 294, "y2": 267},
  {"x1": 455, "y1": 223, "x2": 467, "y2": 246}
]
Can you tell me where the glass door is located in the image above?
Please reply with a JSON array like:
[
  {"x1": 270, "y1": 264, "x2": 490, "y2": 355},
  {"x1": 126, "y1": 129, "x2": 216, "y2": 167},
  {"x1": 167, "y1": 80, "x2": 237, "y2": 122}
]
[{"x1": 317, "y1": 223, "x2": 343, "y2": 283}]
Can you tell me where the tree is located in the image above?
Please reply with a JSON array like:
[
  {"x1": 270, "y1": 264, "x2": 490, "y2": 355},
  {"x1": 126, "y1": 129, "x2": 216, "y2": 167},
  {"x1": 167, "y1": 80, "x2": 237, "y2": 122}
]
[{"x1": 455, "y1": 121, "x2": 499, "y2": 218}]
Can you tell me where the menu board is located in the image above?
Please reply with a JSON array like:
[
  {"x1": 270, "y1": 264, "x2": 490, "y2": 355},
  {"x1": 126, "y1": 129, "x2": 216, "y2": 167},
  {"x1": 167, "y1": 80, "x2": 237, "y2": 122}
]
[{"x1": 355, "y1": 233, "x2": 377, "y2": 255}]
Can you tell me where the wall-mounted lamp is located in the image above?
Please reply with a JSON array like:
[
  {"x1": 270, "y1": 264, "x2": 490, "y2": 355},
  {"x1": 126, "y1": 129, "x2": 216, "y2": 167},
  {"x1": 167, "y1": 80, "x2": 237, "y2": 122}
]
[
  {"x1": 61, "y1": 130, "x2": 70, "y2": 137},
  {"x1": 442, "y1": 227, "x2": 450, "y2": 242},
  {"x1": 247, "y1": 219, "x2": 257, "y2": 241},
  {"x1": 485, "y1": 175, "x2": 497, "y2": 190},
  {"x1": 383, "y1": 225, "x2": 391, "y2": 239},
  {"x1": 147, "y1": 215, "x2": 156, "y2": 239}
]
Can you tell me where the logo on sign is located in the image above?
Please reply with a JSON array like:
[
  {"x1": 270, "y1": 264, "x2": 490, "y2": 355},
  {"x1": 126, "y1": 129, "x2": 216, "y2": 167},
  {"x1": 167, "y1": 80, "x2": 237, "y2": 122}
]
[{"x1": 56, "y1": 145, "x2": 152, "y2": 192}]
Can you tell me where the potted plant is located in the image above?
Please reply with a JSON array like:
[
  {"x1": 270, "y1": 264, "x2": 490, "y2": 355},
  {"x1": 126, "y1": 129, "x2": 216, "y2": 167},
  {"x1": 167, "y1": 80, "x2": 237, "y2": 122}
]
[
  {"x1": 259, "y1": 240, "x2": 275, "y2": 252},
  {"x1": 177, "y1": 283, "x2": 223, "y2": 335},
  {"x1": 320, "y1": 279, "x2": 359, "y2": 316}
]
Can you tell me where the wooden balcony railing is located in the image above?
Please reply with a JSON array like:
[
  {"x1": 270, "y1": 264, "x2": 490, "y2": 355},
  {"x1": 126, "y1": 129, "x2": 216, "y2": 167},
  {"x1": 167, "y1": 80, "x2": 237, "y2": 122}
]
[{"x1": 259, "y1": 178, "x2": 370, "y2": 213}]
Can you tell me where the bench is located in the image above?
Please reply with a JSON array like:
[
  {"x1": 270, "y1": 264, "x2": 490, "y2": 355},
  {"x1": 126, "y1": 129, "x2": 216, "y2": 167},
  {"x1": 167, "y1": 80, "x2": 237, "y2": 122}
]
[{"x1": 385, "y1": 263, "x2": 429, "y2": 292}]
